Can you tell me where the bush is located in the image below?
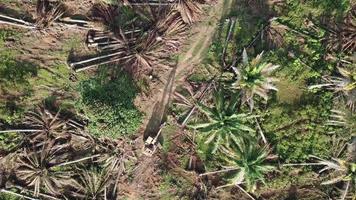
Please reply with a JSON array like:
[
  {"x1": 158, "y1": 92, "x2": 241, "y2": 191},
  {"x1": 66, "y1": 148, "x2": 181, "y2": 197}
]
[{"x1": 76, "y1": 70, "x2": 142, "y2": 138}]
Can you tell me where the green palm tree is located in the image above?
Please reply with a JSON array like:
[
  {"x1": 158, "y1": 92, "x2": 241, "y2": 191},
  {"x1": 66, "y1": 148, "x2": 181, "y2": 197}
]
[
  {"x1": 284, "y1": 155, "x2": 356, "y2": 200},
  {"x1": 191, "y1": 87, "x2": 256, "y2": 153},
  {"x1": 201, "y1": 142, "x2": 274, "y2": 198},
  {"x1": 328, "y1": 68, "x2": 356, "y2": 112},
  {"x1": 231, "y1": 49, "x2": 279, "y2": 110},
  {"x1": 221, "y1": 142, "x2": 274, "y2": 192}
]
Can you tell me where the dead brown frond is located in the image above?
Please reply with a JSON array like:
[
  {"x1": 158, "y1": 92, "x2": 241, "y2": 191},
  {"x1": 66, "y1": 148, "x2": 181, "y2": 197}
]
[
  {"x1": 156, "y1": 11, "x2": 188, "y2": 52},
  {"x1": 262, "y1": 20, "x2": 287, "y2": 48},
  {"x1": 23, "y1": 106, "x2": 71, "y2": 144},
  {"x1": 36, "y1": 0, "x2": 67, "y2": 28},
  {"x1": 174, "y1": 0, "x2": 203, "y2": 24},
  {"x1": 68, "y1": 168, "x2": 116, "y2": 199},
  {"x1": 324, "y1": 6, "x2": 356, "y2": 54},
  {"x1": 14, "y1": 143, "x2": 73, "y2": 197},
  {"x1": 91, "y1": 2, "x2": 119, "y2": 29}
]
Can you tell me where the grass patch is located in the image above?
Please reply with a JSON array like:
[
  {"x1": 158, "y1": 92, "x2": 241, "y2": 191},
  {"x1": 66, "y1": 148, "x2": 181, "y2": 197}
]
[{"x1": 76, "y1": 68, "x2": 143, "y2": 138}]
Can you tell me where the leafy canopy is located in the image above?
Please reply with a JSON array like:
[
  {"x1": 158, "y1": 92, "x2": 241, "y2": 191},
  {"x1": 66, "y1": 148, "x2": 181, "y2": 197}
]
[
  {"x1": 230, "y1": 49, "x2": 279, "y2": 110},
  {"x1": 221, "y1": 141, "x2": 274, "y2": 192},
  {"x1": 191, "y1": 87, "x2": 256, "y2": 153}
]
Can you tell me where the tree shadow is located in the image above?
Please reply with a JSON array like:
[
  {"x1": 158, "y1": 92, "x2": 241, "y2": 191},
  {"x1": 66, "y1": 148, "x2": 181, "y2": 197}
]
[
  {"x1": 143, "y1": 65, "x2": 177, "y2": 141},
  {"x1": 0, "y1": 59, "x2": 37, "y2": 121},
  {"x1": 0, "y1": 5, "x2": 34, "y2": 23}
]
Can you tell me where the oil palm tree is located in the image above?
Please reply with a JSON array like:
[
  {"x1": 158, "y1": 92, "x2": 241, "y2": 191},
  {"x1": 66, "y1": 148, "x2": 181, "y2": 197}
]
[
  {"x1": 15, "y1": 144, "x2": 73, "y2": 197},
  {"x1": 69, "y1": 168, "x2": 116, "y2": 200},
  {"x1": 191, "y1": 87, "x2": 256, "y2": 153},
  {"x1": 0, "y1": 106, "x2": 74, "y2": 145},
  {"x1": 35, "y1": 0, "x2": 67, "y2": 29},
  {"x1": 230, "y1": 49, "x2": 279, "y2": 110},
  {"x1": 222, "y1": 143, "x2": 274, "y2": 192},
  {"x1": 284, "y1": 155, "x2": 356, "y2": 200},
  {"x1": 327, "y1": 67, "x2": 356, "y2": 112},
  {"x1": 72, "y1": 7, "x2": 186, "y2": 77},
  {"x1": 311, "y1": 67, "x2": 356, "y2": 112},
  {"x1": 94, "y1": 137, "x2": 134, "y2": 172},
  {"x1": 201, "y1": 141, "x2": 274, "y2": 199}
]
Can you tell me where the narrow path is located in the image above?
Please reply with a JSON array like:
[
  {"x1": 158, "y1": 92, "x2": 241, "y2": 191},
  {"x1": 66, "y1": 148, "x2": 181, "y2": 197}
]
[
  {"x1": 129, "y1": 0, "x2": 230, "y2": 197},
  {"x1": 142, "y1": 0, "x2": 228, "y2": 138}
]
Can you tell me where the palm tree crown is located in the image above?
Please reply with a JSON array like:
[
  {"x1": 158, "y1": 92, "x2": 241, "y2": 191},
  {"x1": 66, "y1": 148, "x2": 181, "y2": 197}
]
[
  {"x1": 231, "y1": 49, "x2": 279, "y2": 110},
  {"x1": 220, "y1": 141, "x2": 274, "y2": 192},
  {"x1": 327, "y1": 67, "x2": 356, "y2": 111},
  {"x1": 191, "y1": 87, "x2": 256, "y2": 153}
]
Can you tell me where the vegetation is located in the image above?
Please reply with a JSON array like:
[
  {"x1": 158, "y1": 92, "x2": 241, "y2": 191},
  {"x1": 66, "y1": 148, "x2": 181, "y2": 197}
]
[
  {"x1": 0, "y1": 0, "x2": 355, "y2": 199},
  {"x1": 76, "y1": 69, "x2": 142, "y2": 137}
]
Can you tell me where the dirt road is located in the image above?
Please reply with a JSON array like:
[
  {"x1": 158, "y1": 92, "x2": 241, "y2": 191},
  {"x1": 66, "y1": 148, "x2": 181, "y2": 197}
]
[{"x1": 129, "y1": 0, "x2": 231, "y2": 198}]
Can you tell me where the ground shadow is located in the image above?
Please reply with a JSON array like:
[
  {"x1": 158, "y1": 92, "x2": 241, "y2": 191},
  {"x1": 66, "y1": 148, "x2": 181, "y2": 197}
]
[
  {"x1": 0, "y1": 5, "x2": 34, "y2": 23},
  {"x1": 143, "y1": 65, "x2": 177, "y2": 141}
]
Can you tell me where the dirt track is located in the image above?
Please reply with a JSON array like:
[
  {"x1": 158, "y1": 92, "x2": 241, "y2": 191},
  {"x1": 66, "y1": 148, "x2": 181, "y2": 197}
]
[
  {"x1": 140, "y1": 0, "x2": 229, "y2": 138},
  {"x1": 129, "y1": 0, "x2": 230, "y2": 197}
]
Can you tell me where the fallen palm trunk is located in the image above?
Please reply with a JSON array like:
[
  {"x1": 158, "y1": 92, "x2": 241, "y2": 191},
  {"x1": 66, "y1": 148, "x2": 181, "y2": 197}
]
[
  {"x1": 73, "y1": 58, "x2": 121, "y2": 72},
  {"x1": 69, "y1": 51, "x2": 124, "y2": 68},
  {"x1": 0, "y1": 129, "x2": 41, "y2": 133},
  {"x1": 58, "y1": 17, "x2": 94, "y2": 28},
  {"x1": 0, "y1": 14, "x2": 36, "y2": 29},
  {"x1": 72, "y1": 55, "x2": 132, "y2": 72}
]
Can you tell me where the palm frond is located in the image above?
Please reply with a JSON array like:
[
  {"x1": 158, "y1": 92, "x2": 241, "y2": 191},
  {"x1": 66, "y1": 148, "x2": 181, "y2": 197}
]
[{"x1": 36, "y1": 0, "x2": 67, "y2": 28}]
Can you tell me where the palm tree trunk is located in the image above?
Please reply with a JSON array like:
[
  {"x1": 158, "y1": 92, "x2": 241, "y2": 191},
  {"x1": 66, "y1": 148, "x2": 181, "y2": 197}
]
[
  {"x1": 0, "y1": 14, "x2": 35, "y2": 29},
  {"x1": 340, "y1": 181, "x2": 350, "y2": 200},
  {"x1": 199, "y1": 167, "x2": 239, "y2": 176},
  {"x1": 56, "y1": 154, "x2": 101, "y2": 167},
  {"x1": 282, "y1": 163, "x2": 326, "y2": 167},
  {"x1": 222, "y1": 17, "x2": 237, "y2": 68},
  {"x1": 12, "y1": 186, "x2": 61, "y2": 200},
  {"x1": 70, "y1": 51, "x2": 124, "y2": 68},
  {"x1": 74, "y1": 55, "x2": 131, "y2": 72},
  {"x1": 0, "y1": 129, "x2": 41, "y2": 133}
]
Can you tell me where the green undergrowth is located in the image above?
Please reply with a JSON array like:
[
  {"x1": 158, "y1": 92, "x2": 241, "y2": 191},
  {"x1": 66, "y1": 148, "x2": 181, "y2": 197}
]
[
  {"x1": 76, "y1": 68, "x2": 143, "y2": 138},
  {"x1": 0, "y1": 30, "x2": 142, "y2": 139}
]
